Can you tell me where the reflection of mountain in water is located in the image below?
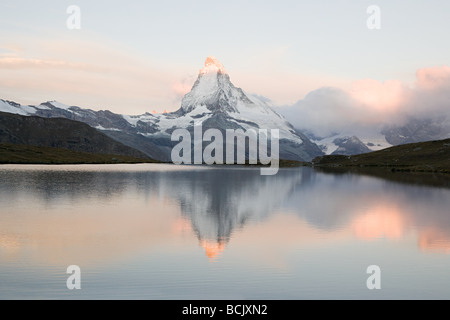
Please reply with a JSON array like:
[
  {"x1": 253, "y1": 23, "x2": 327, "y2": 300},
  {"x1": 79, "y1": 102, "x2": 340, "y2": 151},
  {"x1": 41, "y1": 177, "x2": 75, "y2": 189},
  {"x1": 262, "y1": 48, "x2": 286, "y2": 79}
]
[{"x1": 162, "y1": 168, "x2": 307, "y2": 260}]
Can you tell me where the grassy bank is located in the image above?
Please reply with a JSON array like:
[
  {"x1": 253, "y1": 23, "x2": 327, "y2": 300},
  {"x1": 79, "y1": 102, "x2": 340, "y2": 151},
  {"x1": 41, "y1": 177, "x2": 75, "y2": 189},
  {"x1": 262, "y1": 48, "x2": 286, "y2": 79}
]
[
  {"x1": 0, "y1": 143, "x2": 159, "y2": 164},
  {"x1": 312, "y1": 138, "x2": 450, "y2": 174}
]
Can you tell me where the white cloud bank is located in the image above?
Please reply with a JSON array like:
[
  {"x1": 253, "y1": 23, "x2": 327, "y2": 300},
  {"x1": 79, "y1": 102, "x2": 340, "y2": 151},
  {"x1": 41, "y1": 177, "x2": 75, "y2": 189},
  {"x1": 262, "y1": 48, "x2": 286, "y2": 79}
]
[{"x1": 277, "y1": 65, "x2": 450, "y2": 138}]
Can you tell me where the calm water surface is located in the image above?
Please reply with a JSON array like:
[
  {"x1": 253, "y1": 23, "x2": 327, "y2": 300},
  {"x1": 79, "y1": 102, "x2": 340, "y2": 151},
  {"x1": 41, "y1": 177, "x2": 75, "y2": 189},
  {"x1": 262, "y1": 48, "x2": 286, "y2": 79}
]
[{"x1": 0, "y1": 164, "x2": 449, "y2": 299}]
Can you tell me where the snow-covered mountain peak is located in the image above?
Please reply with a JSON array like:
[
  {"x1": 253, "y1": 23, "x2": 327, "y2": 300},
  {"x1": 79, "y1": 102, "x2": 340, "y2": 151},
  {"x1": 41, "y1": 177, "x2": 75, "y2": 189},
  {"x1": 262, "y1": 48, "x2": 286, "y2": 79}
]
[
  {"x1": 169, "y1": 57, "x2": 321, "y2": 155},
  {"x1": 181, "y1": 56, "x2": 257, "y2": 114},
  {"x1": 200, "y1": 56, "x2": 226, "y2": 75}
]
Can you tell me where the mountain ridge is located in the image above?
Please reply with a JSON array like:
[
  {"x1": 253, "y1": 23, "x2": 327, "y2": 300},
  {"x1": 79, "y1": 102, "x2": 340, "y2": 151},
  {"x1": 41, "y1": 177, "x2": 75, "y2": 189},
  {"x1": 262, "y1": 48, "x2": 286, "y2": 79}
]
[{"x1": 0, "y1": 57, "x2": 324, "y2": 162}]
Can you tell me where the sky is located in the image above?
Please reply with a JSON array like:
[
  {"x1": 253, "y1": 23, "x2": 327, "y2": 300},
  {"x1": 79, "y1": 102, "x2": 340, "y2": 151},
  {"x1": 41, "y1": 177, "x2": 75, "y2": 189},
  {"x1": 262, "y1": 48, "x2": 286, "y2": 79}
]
[{"x1": 1, "y1": 0, "x2": 450, "y2": 119}]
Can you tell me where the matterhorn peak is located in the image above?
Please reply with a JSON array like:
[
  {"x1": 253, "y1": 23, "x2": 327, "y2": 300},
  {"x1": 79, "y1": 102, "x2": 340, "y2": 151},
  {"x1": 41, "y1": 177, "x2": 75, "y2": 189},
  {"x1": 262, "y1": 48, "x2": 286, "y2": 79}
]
[
  {"x1": 181, "y1": 56, "x2": 246, "y2": 113},
  {"x1": 199, "y1": 56, "x2": 227, "y2": 75}
]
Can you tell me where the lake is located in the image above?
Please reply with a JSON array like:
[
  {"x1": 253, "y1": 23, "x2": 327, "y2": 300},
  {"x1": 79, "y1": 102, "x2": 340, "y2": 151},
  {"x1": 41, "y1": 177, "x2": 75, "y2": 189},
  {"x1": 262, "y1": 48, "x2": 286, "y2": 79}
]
[{"x1": 0, "y1": 164, "x2": 449, "y2": 299}]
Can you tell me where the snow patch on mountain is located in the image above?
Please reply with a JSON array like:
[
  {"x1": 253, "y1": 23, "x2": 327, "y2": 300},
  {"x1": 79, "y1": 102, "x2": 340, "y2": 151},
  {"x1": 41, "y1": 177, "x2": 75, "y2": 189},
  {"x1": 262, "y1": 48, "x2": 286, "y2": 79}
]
[
  {"x1": 0, "y1": 99, "x2": 31, "y2": 115},
  {"x1": 47, "y1": 101, "x2": 72, "y2": 110},
  {"x1": 310, "y1": 131, "x2": 392, "y2": 155}
]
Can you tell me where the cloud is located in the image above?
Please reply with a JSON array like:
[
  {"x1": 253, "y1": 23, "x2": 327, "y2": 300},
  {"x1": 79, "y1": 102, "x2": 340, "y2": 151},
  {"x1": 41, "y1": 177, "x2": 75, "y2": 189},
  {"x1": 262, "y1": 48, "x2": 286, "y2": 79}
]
[
  {"x1": 0, "y1": 56, "x2": 107, "y2": 72},
  {"x1": 416, "y1": 65, "x2": 450, "y2": 89},
  {"x1": 171, "y1": 75, "x2": 196, "y2": 101},
  {"x1": 277, "y1": 65, "x2": 450, "y2": 137},
  {"x1": 349, "y1": 79, "x2": 406, "y2": 114},
  {"x1": 407, "y1": 66, "x2": 450, "y2": 118},
  {"x1": 0, "y1": 36, "x2": 185, "y2": 115}
]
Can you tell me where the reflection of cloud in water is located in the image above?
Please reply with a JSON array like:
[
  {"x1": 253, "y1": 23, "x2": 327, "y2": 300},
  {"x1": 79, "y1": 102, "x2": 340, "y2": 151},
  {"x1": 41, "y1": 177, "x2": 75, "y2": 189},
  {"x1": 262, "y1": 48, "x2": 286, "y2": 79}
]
[
  {"x1": 283, "y1": 172, "x2": 450, "y2": 254},
  {"x1": 418, "y1": 228, "x2": 450, "y2": 254},
  {"x1": 0, "y1": 235, "x2": 20, "y2": 254},
  {"x1": 351, "y1": 204, "x2": 405, "y2": 240}
]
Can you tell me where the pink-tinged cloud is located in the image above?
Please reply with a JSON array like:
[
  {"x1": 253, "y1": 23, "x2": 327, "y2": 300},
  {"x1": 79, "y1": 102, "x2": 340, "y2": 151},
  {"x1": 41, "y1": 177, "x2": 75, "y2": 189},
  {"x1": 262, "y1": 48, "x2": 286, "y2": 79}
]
[
  {"x1": 416, "y1": 65, "x2": 450, "y2": 89},
  {"x1": 0, "y1": 56, "x2": 95, "y2": 71},
  {"x1": 171, "y1": 78, "x2": 194, "y2": 99},
  {"x1": 349, "y1": 78, "x2": 407, "y2": 114},
  {"x1": 278, "y1": 65, "x2": 450, "y2": 136}
]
